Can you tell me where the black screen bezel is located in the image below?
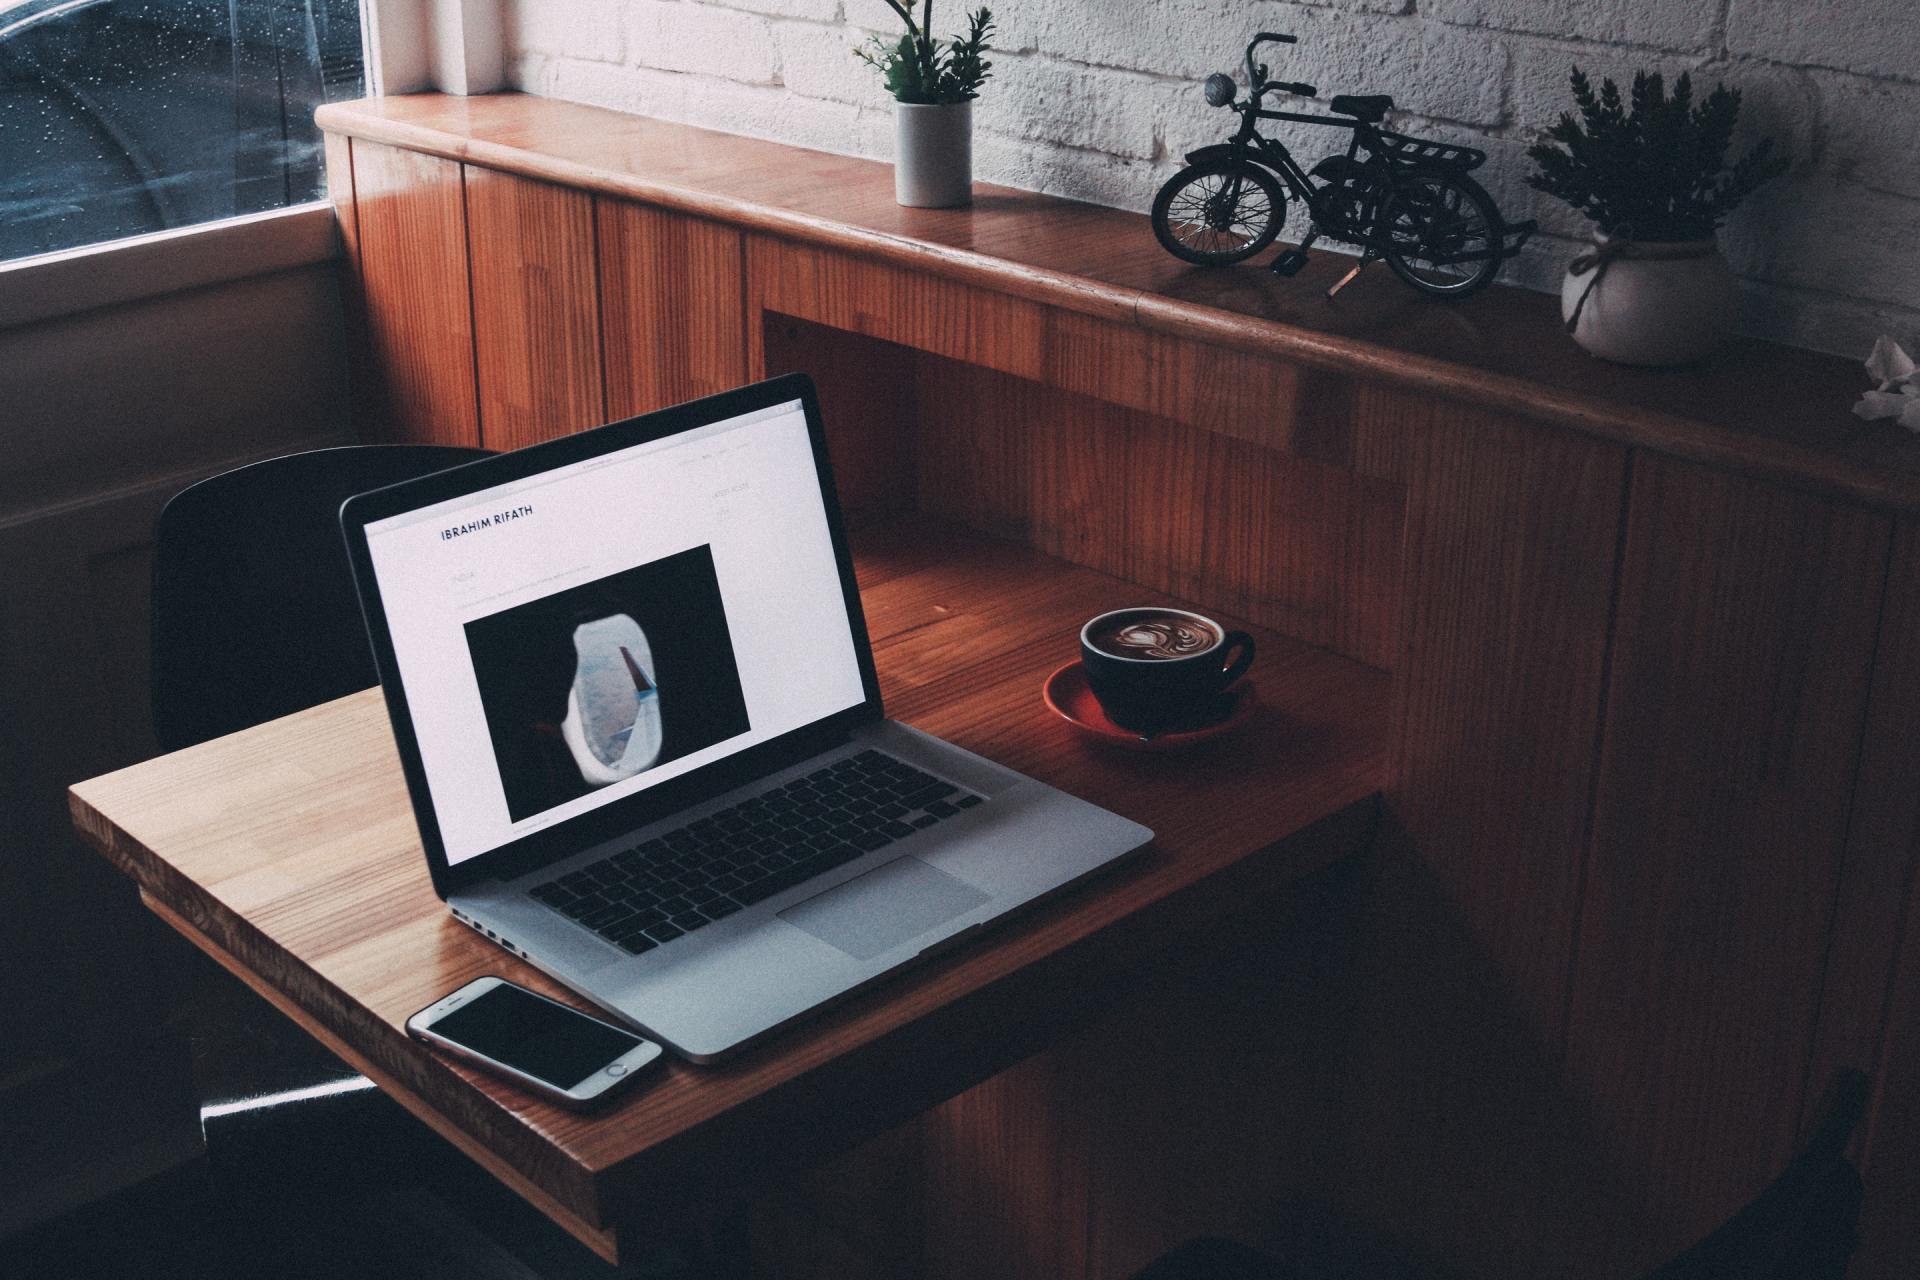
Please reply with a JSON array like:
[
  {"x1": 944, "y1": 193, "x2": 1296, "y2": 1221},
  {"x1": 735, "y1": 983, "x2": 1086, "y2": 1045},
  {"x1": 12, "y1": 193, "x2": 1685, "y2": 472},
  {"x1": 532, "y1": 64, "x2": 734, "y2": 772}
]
[{"x1": 340, "y1": 374, "x2": 884, "y2": 897}]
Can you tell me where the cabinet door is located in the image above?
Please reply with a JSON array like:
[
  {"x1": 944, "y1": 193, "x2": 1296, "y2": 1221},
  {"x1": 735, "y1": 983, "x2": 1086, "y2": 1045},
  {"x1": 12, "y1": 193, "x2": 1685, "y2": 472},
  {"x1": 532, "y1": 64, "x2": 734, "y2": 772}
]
[
  {"x1": 598, "y1": 201, "x2": 746, "y2": 419},
  {"x1": 347, "y1": 143, "x2": 479, "y2": 446},
  {"x1": 465, "y1": 167, "x2": 603, "y2": 450},
  {"x1": 1565, "y1": 454, "x2": 1890, "y2": 1274},
  {"x1": 1807, "y1": 516, "x2": 1920, "y2": 1280},
  {"x1": 1390, "y1": 405, "x2": 1629, "y2": 1043},
  {"x1": 1360, "y1": 404, "x2": 1629, "y2": 1277}
]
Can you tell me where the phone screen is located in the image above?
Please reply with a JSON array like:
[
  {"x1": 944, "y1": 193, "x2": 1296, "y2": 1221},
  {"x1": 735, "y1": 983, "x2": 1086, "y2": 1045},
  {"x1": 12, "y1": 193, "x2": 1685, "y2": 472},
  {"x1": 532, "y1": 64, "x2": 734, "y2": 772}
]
[{"x1": 428, "y1": 984, "x2": 645, "y2": 1089}]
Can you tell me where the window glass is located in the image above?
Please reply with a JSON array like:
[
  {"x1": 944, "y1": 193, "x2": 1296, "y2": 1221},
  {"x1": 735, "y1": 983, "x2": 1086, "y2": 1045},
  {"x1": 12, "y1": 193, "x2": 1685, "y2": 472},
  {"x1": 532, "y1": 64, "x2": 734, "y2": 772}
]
[{"x1": 0, "y1": 0, "x2": 364, "y2": 263}]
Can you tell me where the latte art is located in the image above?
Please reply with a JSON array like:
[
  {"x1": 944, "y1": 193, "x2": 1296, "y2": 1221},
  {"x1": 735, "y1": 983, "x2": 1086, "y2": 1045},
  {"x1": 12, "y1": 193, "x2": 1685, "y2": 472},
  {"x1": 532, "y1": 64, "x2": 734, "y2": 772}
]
[{"x1": 1089, "y1": 612, "x2": 1220, "y2": 660}]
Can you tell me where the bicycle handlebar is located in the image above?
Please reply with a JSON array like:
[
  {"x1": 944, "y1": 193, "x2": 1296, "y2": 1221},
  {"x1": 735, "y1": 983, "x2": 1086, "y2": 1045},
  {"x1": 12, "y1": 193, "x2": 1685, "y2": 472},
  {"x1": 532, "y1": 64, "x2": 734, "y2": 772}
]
[{"x1": 1244, "y1": 32, "x2": 1299, "y2": 93}]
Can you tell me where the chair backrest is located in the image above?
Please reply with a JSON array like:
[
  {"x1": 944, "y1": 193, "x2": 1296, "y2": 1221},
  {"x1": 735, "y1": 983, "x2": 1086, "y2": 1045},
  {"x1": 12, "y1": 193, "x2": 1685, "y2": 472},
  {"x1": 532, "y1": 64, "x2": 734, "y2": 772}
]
[
  {"x1": 151, "y1": 444, "x2": 492, "y2": 752},
  {"x1": 1643, "y1": 1070, "x2": 1870, "y2": 1280}
]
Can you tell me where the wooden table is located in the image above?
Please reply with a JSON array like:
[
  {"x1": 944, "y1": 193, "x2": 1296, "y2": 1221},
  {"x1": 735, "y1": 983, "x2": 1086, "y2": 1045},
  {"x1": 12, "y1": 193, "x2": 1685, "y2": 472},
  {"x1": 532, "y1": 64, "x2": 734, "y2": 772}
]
[{"x1": 69, "y1": 519, "x2": 1388, "y2": 1265}]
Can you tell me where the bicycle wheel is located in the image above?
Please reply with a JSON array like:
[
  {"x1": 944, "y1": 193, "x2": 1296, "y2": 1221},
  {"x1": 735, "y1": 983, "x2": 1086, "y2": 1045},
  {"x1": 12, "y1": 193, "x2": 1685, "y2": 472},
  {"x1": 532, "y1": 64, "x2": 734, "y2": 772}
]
[
  {"x1": 1151, "y1": 160, "x2": 1287, "y2": 266},
  {"x1": 1379, "y1": 170, "x2": 1503, "y2": 297}
]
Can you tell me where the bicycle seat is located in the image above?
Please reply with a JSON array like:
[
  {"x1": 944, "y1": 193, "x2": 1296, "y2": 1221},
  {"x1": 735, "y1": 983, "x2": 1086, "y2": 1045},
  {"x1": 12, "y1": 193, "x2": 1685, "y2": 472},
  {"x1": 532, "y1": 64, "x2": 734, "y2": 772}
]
[{"x1": 1330, "y1": 94, "x2": 1392, "y2": 122}]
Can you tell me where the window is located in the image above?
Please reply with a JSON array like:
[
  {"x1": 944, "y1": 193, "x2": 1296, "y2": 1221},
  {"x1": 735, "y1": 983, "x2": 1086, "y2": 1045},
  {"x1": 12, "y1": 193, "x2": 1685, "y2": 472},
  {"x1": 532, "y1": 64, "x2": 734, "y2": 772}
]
[{"x1": 0, "y1": 0, "x2": 364, "y2": 264}]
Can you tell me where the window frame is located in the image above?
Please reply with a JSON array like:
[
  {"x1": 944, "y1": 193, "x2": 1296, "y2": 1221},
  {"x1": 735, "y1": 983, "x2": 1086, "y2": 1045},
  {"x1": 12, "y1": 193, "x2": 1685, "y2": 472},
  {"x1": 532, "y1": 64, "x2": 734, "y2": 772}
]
[
  {"x1": 0, "y1": 0, "x2": 507, "y2": 320},
  {"x1": 0, "y1": 203, "x2": 341, "y2": 329}
]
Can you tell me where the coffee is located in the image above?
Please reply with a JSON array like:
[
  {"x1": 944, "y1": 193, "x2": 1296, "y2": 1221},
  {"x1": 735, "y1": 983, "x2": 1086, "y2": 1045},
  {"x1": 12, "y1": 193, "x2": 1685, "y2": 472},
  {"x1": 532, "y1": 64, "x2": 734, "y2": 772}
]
[
  {"x1": 1079, "y1": 606, "x2": 1255, "y2": 733},
  {"x1": 1087, "y1": 611, "x2": 1222, "y2": 661}
]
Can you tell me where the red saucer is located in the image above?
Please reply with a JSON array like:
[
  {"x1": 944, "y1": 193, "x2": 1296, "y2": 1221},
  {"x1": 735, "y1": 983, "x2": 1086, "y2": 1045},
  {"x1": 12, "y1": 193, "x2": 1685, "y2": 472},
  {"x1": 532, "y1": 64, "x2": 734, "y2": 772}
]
[{"x1": 1042, "y1": 660, "x2": 1257, "y2": 751}]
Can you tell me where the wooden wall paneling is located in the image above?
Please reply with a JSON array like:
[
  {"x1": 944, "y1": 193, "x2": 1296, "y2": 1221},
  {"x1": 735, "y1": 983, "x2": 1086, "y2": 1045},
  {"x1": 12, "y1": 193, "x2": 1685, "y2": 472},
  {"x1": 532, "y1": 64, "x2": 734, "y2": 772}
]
[
  {"x1": 909, "y1": 359, "x2": 1125, "y2": 580},
  {"x1": 1564, "y1": 455, "x2": 1892, "y2": 1275},
  {"x1": 755, "y1": 239, "x2": 1414, "y2": 494},
  {"x1": 597, "y1": 202, "x2": 746, "y2": 418},
  {"x1": 762, "y1": 315, "x2": 918, "y2": 527},
  {"x1": 1794, "y1": 516, "x2": 1919, "y2": 1280},
  {"x1": 920, "y1": 1053, "x2": 1090, "y2": 1280},
  {"x1": 1117, "y1": 405, "x2": 1403, "y2": 670},
  {"x1": 1027, "y1": 383, "x2": 1124, "y2": 582},
  {"x1": 323, "y1": 133, "x2": 384, "y2": 440},
  {"x1": 747, "y1": 234, "x2": 1047, "y2": 385},
  {"x1": 748, "y1": 1120, "x2": 928, "y2": 1280},
  {"x1": 899, "y1": 356, "x2": 1035, "y2": 548},
  {"x1": 911, "y1": 355, "x2": 1404, "y2": 671},
  {"x1": 1039, "y1": 310, "x2": 1412, "y2": 488},
  {"x1": 1041, "y1": 308, "x2": 1291, "y2": 455},
  {"x1": 921, "y1": 270, "x2": 1046, "y2": 388},
  {"x1": 1347, "y1": 409, "x2": 1629, "y2": 1279},
  {"x1": 1036, "y1": 304, "x2": 1153, "y2": 420},
  {"x1": 463, "y1": 167, "x2": 604, "y2": 450},
  {"x1": 1292, "y1": 377, "x2": 1433, "y2": 486},
  {"x1": 917, "y1": 858, "x2": 1373, "y2": 1280},
  {"x1": 0, "y1": 476, "x2": 220, "y2": 1235},
  {"x1": 1072, "y1": 861, "x2": 1371, "y2": 1279},
  {"x1": 1859, "y1": 845, "x2": 1920, "y2": 1280},
  {"x1": 347, "y1": 142, "x2": 480, "y2": 446},
  {"x1": 322, "y1": 132, "x2": 359, "y2": 261},
  {"x1": 1387, "y1": 408, "x2": 1629, "y2": 1045}
]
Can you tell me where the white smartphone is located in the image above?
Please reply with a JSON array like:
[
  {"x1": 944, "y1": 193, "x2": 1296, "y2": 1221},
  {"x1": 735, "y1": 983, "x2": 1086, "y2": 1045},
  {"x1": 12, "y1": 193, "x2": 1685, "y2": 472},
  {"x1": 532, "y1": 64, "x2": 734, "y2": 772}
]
[{"x1": 406, "y1": 976, "x2": 663, "y2": 1107}]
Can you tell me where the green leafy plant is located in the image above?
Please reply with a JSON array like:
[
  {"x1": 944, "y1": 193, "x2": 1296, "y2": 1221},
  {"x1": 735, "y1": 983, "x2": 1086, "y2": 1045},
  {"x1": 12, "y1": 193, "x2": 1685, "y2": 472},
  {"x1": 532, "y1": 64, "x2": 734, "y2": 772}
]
[
  {"x1": 855, "y1": 2, "x2": 995, "y2": 105},
  {"x1": 1527, "y1": 68, "x2": 1788, "y2": 241}
]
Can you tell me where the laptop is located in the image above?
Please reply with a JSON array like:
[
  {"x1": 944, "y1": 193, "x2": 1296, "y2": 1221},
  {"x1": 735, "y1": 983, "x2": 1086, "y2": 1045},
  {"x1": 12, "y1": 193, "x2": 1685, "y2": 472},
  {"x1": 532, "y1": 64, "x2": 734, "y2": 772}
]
[{"x1": 341, "y1": 374, "x2": 1152, "y2": 1062}]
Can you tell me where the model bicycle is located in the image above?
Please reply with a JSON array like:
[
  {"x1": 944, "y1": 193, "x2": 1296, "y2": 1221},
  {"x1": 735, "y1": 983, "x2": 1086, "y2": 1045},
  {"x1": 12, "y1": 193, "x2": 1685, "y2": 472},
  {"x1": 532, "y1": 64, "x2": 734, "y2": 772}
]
[{"x1": 1151, "y1": 32, "x2": 1535, "y2": 298}]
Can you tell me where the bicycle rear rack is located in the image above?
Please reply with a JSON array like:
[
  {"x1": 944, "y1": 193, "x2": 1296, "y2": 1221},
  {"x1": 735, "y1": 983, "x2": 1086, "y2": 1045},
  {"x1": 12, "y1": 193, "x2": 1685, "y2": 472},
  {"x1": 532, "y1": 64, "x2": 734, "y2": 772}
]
[{"x1": 1372, "y1": 130, "x2": 1487, "y2": 172}]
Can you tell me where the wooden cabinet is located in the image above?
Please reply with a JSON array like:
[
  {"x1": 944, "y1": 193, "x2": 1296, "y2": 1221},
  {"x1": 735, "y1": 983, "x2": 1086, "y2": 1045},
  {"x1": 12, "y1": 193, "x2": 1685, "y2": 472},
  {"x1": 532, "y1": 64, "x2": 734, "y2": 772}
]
[
  {"x1": 1565, "y1": 458, "x2": 1891, "y2": 1273},
  {"x1": 464, "y1": 168, "x2": 603, "y2": 450},
  {"x1": 1811, "y1": 516, "x2": 1920, "y2": 1280},
  {"x1": 600, "y1": 203, "x2": 747, "y2": 418},
  {"x1": 346, "y1": 141, "x2": 478, "y2": 446},
  {"x1": 320, "y1": 96, "x2": 1920, "y2": 1280}
]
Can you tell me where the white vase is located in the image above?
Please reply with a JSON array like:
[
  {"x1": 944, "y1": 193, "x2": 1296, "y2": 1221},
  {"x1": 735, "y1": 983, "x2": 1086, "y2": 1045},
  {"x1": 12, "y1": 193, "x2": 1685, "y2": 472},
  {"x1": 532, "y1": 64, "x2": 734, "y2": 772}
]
[
  {"x1": 894, "y1": 101, "x2": 972, "y2": 208},
  {"x1": 1559, "y1": 238, "x2": 1740, "y2": 367}
]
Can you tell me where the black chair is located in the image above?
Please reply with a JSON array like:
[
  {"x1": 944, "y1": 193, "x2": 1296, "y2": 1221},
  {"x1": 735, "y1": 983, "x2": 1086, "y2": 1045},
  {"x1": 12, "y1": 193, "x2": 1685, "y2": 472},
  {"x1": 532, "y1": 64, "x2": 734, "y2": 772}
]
[
  {"x1": 151, "y1": 443, "x2": 491, "y2": 752},
  {"x1": 150, "y1": 444, "x2": 490, "y2": 1174},
  {"x1": 1133, "y1": 1071, "x2": 1870, "y2": 1280},
  {"x1": 148, "y1": 442, "x2": 725, "y2": 1274}
]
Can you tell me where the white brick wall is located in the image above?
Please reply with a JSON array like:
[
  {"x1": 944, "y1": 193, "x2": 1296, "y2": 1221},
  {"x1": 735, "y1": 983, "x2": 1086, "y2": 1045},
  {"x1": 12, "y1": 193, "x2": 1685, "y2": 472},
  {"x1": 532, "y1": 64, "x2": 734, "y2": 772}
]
[{"x1": 505, "y1": 0, "x2": 1920, "y2": 358}]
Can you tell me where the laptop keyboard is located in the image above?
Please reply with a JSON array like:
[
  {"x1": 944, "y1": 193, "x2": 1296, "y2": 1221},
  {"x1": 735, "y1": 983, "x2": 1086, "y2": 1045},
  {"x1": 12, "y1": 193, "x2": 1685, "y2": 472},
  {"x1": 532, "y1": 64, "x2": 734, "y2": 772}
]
[{"x1": 528, "y1": 750, "x2": 984, "y2": 955}]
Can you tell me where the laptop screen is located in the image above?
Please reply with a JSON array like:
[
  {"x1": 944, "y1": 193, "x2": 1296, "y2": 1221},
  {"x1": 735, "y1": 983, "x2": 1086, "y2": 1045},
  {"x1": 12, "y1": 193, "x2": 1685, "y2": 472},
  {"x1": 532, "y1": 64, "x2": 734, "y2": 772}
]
[{"x1": 359, "y1": 398, "x2": 868, "y2": 868}]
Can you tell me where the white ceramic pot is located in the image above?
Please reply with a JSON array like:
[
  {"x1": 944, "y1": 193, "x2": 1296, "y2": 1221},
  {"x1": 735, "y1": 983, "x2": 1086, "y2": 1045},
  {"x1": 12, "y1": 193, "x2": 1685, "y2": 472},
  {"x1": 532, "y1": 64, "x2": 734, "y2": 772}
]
[
  {"x1": 894, "y1": 100, "x2": 972, "y2": 208},
  {"x1": 1560, "y1": 238, "x2": 1739, "y2": 367}
]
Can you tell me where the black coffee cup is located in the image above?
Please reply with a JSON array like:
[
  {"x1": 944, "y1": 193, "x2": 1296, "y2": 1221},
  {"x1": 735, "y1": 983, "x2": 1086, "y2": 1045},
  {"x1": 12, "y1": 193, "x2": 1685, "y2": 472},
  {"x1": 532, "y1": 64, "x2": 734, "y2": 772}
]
[{"x1": 1079, "y1": 606, "x2": 1255, "y2": 733}]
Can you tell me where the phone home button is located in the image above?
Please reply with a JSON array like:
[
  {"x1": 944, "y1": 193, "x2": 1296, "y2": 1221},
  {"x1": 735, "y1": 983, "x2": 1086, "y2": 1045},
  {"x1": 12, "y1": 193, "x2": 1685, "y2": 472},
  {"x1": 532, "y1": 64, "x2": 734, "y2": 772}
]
[{"x1": 605, "y1": 1063, "x2": 627, "y2": 1076}]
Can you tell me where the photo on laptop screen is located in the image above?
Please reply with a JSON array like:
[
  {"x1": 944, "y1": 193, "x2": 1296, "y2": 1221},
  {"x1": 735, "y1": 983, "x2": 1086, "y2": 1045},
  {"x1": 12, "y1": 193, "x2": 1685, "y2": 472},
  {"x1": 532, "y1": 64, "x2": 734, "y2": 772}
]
[{"x1": 464, "y1": 544, "x2": 752, "y2": 821}]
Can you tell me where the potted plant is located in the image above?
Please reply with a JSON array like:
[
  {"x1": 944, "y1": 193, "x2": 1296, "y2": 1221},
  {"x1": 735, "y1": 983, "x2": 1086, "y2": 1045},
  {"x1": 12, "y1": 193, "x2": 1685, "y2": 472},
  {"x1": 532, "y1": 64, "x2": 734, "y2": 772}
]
[
  {"x1": 856, "y1": 3, "x2": 994, "y2": 208},
  {"x1": 1527, "y1": 69, "x2": 1788, "y2": 366}
]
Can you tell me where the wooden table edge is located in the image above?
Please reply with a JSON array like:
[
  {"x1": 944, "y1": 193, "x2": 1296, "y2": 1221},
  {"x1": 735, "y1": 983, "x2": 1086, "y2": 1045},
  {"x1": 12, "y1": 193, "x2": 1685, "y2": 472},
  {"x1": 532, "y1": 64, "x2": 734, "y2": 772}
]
[
  {"x1": 139, "y1": 892, "x2": 624, "y2": 1265},
  {"x1": 66, "y1": 782, "x2": 617, "y2": 1247}
]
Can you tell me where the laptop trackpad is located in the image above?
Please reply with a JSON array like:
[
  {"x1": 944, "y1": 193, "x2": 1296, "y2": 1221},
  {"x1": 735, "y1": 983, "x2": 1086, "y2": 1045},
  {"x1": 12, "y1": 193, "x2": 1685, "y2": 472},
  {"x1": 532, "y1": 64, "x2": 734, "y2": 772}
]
[{"x1": 779, "y1": 856, "x2": 990, "y2": 961}]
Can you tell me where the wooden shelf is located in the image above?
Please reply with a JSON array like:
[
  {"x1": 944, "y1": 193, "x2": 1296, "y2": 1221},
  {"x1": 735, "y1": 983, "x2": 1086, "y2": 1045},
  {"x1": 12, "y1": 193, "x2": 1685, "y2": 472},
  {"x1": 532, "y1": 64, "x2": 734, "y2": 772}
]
[
  {"x1": 69, "y1": 519, "x2": 1388, "y2": 1260},
  {"x1": 318, "y1": 92, "x2": 1920, "y2": 513}
]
